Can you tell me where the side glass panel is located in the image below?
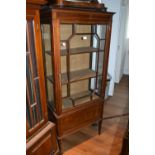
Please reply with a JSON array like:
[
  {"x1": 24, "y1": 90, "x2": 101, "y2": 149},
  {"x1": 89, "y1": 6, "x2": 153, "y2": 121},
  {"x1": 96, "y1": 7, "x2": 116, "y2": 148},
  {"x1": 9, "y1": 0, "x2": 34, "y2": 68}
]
[
  {"x1": 26, "y1": 20, "x2": 43, "y2": 129},
  {"x1": 41, "y1": 24, "x2": 55, "y2": 110},
  {"x1": 60, "y1": 24, "x2": 107, "y2": 111}
]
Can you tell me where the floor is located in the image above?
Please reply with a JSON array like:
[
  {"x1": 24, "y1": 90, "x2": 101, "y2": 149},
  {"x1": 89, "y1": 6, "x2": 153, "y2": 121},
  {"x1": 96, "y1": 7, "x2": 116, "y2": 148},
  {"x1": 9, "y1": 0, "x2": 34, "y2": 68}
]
[{"x1": 62, "y1": 75, "x2": 129, "y2": 155}]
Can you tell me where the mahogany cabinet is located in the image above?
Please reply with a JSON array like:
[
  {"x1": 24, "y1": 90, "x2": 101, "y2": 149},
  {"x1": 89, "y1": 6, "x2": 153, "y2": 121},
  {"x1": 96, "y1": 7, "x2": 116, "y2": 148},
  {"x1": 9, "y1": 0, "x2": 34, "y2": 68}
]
[
  {"x1": 40, "y1": 1, "x2": 114, "y2": 153},
  {"x1": 26, "y1": 1, "x2": 58, "y2": 154}
]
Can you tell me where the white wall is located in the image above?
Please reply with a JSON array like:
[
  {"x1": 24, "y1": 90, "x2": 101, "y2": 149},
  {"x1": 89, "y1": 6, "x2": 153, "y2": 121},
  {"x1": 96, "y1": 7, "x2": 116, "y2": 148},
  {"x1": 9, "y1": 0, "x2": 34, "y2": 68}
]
[
  {"x1": 99, "y1": 0, "x2": 129, "y2": 95},
  {"x1": 123, "y1": 2, "x2": 129, "y2": 75},
  {"x1": 100, "y1": 0, "x2": 122, "y2": 96},
  {"x1": 123, "y1": 38, "x2": 129, "y2": 75},
  {"x1": 115, "y1": 0, "x2": 129, "y2": 82}
]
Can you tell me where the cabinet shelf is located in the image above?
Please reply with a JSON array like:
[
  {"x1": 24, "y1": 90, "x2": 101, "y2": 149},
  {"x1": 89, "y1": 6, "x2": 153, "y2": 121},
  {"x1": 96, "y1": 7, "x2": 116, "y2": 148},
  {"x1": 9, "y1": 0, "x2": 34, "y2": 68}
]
[
  {"x1": 70, "y1": 90, "x2": 92, "y2": 101},
  {"x1": 48, "y1": 90, "x2": 93, "y2": 110},
  {"x1": 48, "y1": 98, "x2": 73, "y2": 110},
  {"x1": 47, "y1": 69, "x2": 96, "y2": 85},
  {"x1": 45, "y1": 47, "x2": 104, "y2": 56},
  {"x1": 61, "y1": 47, "x2": 103, "y2": 56},
  {"x1": 63, "y1": 90, "x2": 93, "y2": 109}
]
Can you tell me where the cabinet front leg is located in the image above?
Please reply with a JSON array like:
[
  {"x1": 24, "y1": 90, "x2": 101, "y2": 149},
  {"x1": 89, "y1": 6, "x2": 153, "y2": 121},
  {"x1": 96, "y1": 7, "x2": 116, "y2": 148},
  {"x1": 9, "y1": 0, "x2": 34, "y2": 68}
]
[
  {"x1": 58, "y1": 138, "x2": 63, "y2": 155},
  {"x1": 98, "y1": 120, "x2": 103, "y2": 135}
]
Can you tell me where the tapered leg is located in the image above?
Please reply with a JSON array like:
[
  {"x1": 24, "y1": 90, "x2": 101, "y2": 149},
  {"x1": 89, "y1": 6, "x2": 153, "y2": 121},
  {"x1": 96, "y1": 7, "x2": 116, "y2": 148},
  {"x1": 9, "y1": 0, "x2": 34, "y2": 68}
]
[
  {"x1": 57, "y1": 138, "x2": 63, "y2": 155},
  {"x1": 98, "y1": 120, "x2": 103, "y2": 135}
]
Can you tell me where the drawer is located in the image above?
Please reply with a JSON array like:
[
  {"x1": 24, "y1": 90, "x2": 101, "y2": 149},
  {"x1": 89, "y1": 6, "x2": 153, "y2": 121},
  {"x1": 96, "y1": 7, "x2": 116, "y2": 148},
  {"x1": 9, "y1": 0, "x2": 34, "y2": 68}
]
[
  {"x1": 58, "y1": 100, "x2": 103, "y2": 136},
  {"x1": 26, "y1": 122, "x2": 58, "y2": 155}
]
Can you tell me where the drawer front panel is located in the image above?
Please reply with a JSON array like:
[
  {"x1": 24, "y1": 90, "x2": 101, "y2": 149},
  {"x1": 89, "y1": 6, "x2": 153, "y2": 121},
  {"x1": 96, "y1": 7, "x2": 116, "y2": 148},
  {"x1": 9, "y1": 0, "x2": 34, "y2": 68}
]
[
  {"x1": 27, "y1": 123, "x2": 57, "y2": 155},
  {"x1": 59, "y1": 102, "x2": 103, "y2": 136},
  {"x1": 29, "y1": 133, "x2": 53, "y2": 155}
]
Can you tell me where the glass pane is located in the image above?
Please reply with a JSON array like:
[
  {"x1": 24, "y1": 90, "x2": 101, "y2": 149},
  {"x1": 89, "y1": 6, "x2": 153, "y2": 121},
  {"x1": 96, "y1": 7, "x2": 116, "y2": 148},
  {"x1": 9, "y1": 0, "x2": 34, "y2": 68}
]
[
  {"x1": 35, "y1": 79, "x2": 42, "y2": 120},
  {"x1": 26, "y1": 95, "x2": 32, "y2": 128},
  {"x1": 47, "y1": 81, "x2": 55, "y2": 109},
  {"x1": 32, "y1": 106, "x2": 38, "y2": 125},
  {"x1": 41, "y1": 24, "x2": 52, "y2": 51},
  {"x1": 60, "y1": 24, "x2": 72, "y2": 41},
  {"x1": 45, "y1": 53, "x2": 53, "y2": 76},
  {"x1": 70, "y1": 35, "x2": 91, "y2": 48},
  {"x1": 27, "y1": 20, "x2": 38, "y2": 77},
  {"x1": 61, "y1": 56, "x2": 67, "y2": 73},
  {"x1": 100, "y1": 40, "x2": 105, "y2": 50},
  {"x1": 98, "y1": 52, "x2": 104, "y2": 75},
  {"x1": 76, "y1": 24, "x2": 91, "y2": 33},
  {"x1": 97, "y1": 25, "x2": 106, "y2": 39},
  {"x1": 26, "y1": 56, "x2": 35, "y2": 105},
  {"x1": 62, "y1": 85, "x2": 67, "y2": 97},
  {"x1": 26, "y1": 20, "x2": 43, "y2": 128},
  {"x1": 70, "y1": 53, "x2": 90, "y2": 71},
  {"x1": 41, "y1": 24, "x2": 55, "y2": 110}
]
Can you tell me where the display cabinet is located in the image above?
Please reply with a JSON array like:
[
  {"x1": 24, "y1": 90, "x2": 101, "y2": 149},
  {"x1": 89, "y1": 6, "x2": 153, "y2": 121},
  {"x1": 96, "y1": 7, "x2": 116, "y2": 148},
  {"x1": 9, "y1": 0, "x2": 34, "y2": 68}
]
[
  {"x1": 26, "y1": 1, "x2": 58, "y2": 154},
  {"x1": 40, "y1": 1, "x2": 114, "y2": 153}
]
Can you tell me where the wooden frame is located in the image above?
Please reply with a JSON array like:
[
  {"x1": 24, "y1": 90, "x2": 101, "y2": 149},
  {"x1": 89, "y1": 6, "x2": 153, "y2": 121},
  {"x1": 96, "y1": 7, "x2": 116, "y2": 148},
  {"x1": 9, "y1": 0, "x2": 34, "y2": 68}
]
[
  {"x1": 41, "y1": 5, "x2": 114, "y2": 153},
  {"x1": 26, "y1": 122, "x2": 58, "y2": 155},
  {"x1": 26, "y1": 8, "x2": 49, "y2": 138}
]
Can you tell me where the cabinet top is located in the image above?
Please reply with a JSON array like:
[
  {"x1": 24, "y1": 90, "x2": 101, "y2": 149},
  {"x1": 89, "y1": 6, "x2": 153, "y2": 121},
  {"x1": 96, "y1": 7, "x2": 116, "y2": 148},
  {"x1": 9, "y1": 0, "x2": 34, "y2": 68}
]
[
  {"x1": 40, "y1": 5, "x2": 114, "y2": 25},
  {"x1": 41, "y1": 5, "x2": 115, "y2": 15}
]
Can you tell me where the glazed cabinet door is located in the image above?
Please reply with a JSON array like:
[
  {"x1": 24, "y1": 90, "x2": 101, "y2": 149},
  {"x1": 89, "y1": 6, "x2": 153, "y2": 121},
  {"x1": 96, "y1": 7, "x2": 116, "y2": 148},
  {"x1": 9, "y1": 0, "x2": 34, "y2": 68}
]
[
  {"x1": 59, "y1": 23, "x2": 108, "y2": 111},
  {"x1": 26, "y1": 9, "x2": 48, "y2": 138},
  {"x1": 41, "y1": 22, "x2": 110, "y2": 112}
]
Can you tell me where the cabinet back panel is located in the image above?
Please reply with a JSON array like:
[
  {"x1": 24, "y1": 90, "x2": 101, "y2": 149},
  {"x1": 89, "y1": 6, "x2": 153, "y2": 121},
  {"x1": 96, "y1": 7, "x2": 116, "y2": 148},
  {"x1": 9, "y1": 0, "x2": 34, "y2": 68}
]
[
  {"x1": 70, "y1": 79, "x2": 89, "y2": 95},
  {"x1": 45, "y1": 54, "x2": 53, "y2": 76},
  {"x1": 70, "y1": 54, "x2": 90, "y2": 71},
  {"x1": 60, "y1": 24, "x2": 72, "y2": 40},
  {"x1": 70, "y1": 35, "x2": 91, "y2": 48},
  {"x1": 47, "y1": 81, "x2": 54, "y2": 102},
  {"x1": 61, "y1": 56, "x2": 67, "y2": 73},
  {"x1": 42, "y1": 25, "x2": 51, "y2": 51},
  {"x1": 76, "y1": 24, "x2": 91, "y2": 33}
]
